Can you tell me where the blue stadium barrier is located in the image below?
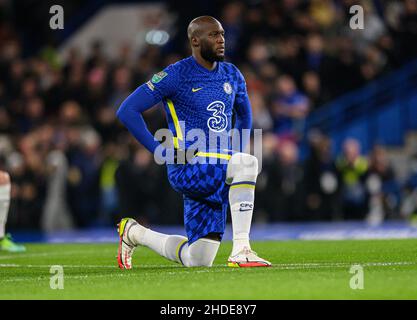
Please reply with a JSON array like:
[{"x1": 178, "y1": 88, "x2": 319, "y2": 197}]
[
  {"x1": 304, "y1": 58, "x2": 417, "y2": 156},
  {"x1": 7, "y1": 221, "x2": 417, "y2": 243},
  {"x1": 406, "y1": 94, "x2": 417, "y2": 130}
]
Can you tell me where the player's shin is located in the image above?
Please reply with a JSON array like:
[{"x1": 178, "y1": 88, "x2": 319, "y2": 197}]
[
  {"x1": 229, "y1": 184, "x2": 255, "y2": 256},
  {"x1": 227, "y1": 153, "x2": 259, "y2": 256},
  {"x1": 0, "y1": 180, "x2": 11, "y2": 239},
  {"x1": 128, "y1": 223, "x2": 187, "y2": 264}
]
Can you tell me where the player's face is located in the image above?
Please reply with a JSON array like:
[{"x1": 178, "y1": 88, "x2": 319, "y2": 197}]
[{"x1": 200, "y1": 24, "x2": 225, "y2": 62}]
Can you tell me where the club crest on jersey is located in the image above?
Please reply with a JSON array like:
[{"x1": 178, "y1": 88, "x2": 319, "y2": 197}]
[
  {"x1": 151, "y1": 71, "x2": 167, "y2": 84},
  {"x1": 223, "y1": 82, "x2": 232, "y2": 94},
  {"x1": 207, "y1": 101, "x2": 228, "y2": 132}
]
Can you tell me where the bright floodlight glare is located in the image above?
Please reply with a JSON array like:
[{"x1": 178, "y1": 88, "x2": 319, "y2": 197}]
[{"x1": 145, "y1": 30, "x2": 170, "y2": 45}]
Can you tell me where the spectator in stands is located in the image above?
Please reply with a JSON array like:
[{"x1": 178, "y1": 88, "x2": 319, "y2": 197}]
[
  {"x1": 309, "y1": 0, "x2": 337, "y2": 29},
  {"x1": 324, "y1": 36, "x2": 364, "y2": 97},
  {"x1": 304, "y1": 131, "x2": 341, "y2": 220},
  {"x1": 66, "y1": 128, "x2": 101, "y2": 228},
  {"x1": 19, "y1": 97, "x2": 44, "y2": 133},
  {"x1": 273, "y1": 36, "x2": 305, "y2": 81},
  {"x1": 336, "y1": 138, "x2": 369, "y2": 219},
  {"x1": 0, "y1": 106, "x2": 13, "y2": 133},
  {"x1": 108, "y1": 66, "x2": 132, "y2": 111},
  {"x1": 115, "y1": 146, "x2": 166, "y2": 226},
  {"x1": 301, "y1": 70, "x2": 329, "y2": 109},
  {"x1": 246, "y1": 39, "x2": 271, "y2": 71},
  {"x1": 255, "y1": 133, "x2": 279, "y2": 222},
  {"x1": 84, "y1": 65, "x2": 109, "y2": 117},
  {"x1": 361, "y1": 45, "x2": 390, "y2": 81},
  {"x1": 395, "y1": 0, "x2": 417, "y2": 62},
  {"x1": 86, "y1": 40, "x2": 106, "y2": 71},
  {"x1": 9, "y1": 133, "x2": 46, "y2": 229},
  {"x1": 249, "y1": 91, "x2": 273, "y2": 131},
  {"x1": 264, "y1": 140, "x2": 304, "y2": 221},
  {"x1": 98, "y1": 143, "x2": 121, "y2": 226},
  {"x1": 305, "y1": 33, "x2": 325, "y2": 73},
  {"x1": 401, "y1": 153, "x2": 417, "y2": 222},
  {"x1": 41, "y1": 149, "x2": 74, "y2": 232},
  {"x1": 94, "y1": 106, "x2": 122, "y2": 144},
  {"x1": 364, "y1": 145, "x2": 400, "y2": 225},
  {"x1": 221, "y1": 1, "x2": 244, "y2": 61},
  {"x1": 271, "y1": 75, "x2": 310, "y2": 141}
]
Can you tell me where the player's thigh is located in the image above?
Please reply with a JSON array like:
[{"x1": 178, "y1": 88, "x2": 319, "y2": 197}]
[
  {"x1": 183, "y1": 196, "x2": 227, "y2": 245},
  {"x1": 167, "y1": 162, "x2": 227, "y2": 198}
]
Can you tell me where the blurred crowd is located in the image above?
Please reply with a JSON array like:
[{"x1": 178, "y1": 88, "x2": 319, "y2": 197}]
[
  {"x1": 255, "y1": 132, "x2": 417, "y2": 225},
  {"x1": 0, "y1": 0, "x2": 417, "y2": 231}
]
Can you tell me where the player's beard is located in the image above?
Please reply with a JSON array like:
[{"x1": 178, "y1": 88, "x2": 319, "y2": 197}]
[{"x1": 200, "y1": 41, "x2": 225, "y2": 62}]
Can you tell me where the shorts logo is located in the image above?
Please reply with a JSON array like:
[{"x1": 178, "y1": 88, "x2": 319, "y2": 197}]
[
  {"x1": 151, "y1": 71, "x2": 168, "y2": 84},
  {"x1": 207, "y1": 101, "x2": 228, "y2": 132},
  {"x1": 223, "y1": 82, "x2": 232, "y2": 94}
]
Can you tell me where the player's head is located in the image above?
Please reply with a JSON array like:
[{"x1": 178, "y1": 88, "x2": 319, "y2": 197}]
[{"x1": 187, "y1": 16, "x2": 225, "y2": 62}]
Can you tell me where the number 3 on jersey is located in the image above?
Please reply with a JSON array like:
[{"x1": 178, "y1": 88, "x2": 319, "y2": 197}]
[{"x1": 207, "y1": 101, "x2": 228, "y2": 132}]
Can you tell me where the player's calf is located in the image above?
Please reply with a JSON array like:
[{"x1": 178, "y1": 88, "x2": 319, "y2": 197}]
[
  {"x1": 226, "y1": 153, "x2": 258, "y2": 256},
  {"x1": 225, "y1": 153, "x2": 270, "y2": 266},
  {"x1": 117, "y1": 218, "x2": 220, "y2": 268},
  {"x1": 0, "y1": 171, "x2": 26, "y2": 253},
  {"x1": 0, "y1": 171, "x2": 11, "y2": 240}
]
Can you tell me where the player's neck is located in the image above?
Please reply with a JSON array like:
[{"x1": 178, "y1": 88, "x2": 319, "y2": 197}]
[{"x1": 192, "y1": 54, "x2": 217, "y2": 71}]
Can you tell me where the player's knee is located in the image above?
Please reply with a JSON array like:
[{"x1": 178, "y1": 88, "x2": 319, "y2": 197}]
[
  {"x1": 0, "y1": 171, "x2": 10, "y2": 186},
  {"x1": 203, "y1": 232, "x2": 222, "y2": 242},
  {"x1": 227, "y1": 152, "x2": 258, "y2": 182},
  {"x1": 187, "y1": 255, "x2": 215, "y2": 267},
  {"x1": 184, "y1": 238, "x2": 220, "y2": 267}
]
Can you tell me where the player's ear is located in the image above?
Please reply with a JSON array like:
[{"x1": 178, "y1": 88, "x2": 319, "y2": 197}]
[{"x1": 191, "y1": 36, "x2": 199, "y2": 48}]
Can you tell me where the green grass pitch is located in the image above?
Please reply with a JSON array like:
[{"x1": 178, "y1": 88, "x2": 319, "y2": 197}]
[{"x1": 1, "y1": 239, "x2": 416, "y2": 299}]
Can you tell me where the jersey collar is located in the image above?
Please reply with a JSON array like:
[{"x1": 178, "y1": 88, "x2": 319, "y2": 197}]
[{"x1": 190, "y1": 55, "x2": 220, "y2": 74}]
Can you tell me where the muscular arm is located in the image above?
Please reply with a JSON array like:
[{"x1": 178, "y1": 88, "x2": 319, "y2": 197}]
[
  {"x1": 233, "y1": 94, "x2": 252, "y2": 152},
  {"x1": 117, "y1": 65, "x2": 177, "y2": 154},
  {"x1": 116, "y1": 84, "x2": 161, "y2": 153},
  {"x1": 233, "y1": 68, "x2": 253, "y2": 152}
]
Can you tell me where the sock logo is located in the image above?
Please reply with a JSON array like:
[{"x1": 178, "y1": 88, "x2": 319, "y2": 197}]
[{"x1": 239, "y1": 202, "x2": 253, "y2": 212}]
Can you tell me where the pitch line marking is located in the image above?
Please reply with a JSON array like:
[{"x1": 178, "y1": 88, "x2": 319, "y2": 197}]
[
  {"x1": 0, "y1": 261, "x2": 416, "y2": 271},
  {"x1": 0, "y1": 273, "x2": 129, "y2": 283},
  {"x1": 1, "y1": 261, "x2": 416, "y2": 284},
  {"x1": 0, "y1": 249, "x2": 115, "y2": 260}
]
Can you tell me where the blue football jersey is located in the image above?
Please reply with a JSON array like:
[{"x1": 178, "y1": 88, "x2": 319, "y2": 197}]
[{"x1": 143, "y1": 56, "x2": 249, "y2": 153}]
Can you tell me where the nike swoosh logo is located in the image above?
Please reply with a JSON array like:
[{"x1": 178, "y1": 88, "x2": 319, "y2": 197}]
[{"x1": 192, "y1": 88, "x2": 202, "y2": 92}]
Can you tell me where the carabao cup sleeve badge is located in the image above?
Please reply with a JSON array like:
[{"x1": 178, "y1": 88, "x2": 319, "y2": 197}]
[{"x1": 151, "y1": 71, "x2": 168, "y2": 84}]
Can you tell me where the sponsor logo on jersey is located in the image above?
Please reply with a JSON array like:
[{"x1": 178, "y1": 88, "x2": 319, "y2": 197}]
[{"x1": 207, "y1": 101, "x2": 228, "y2": 132}]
